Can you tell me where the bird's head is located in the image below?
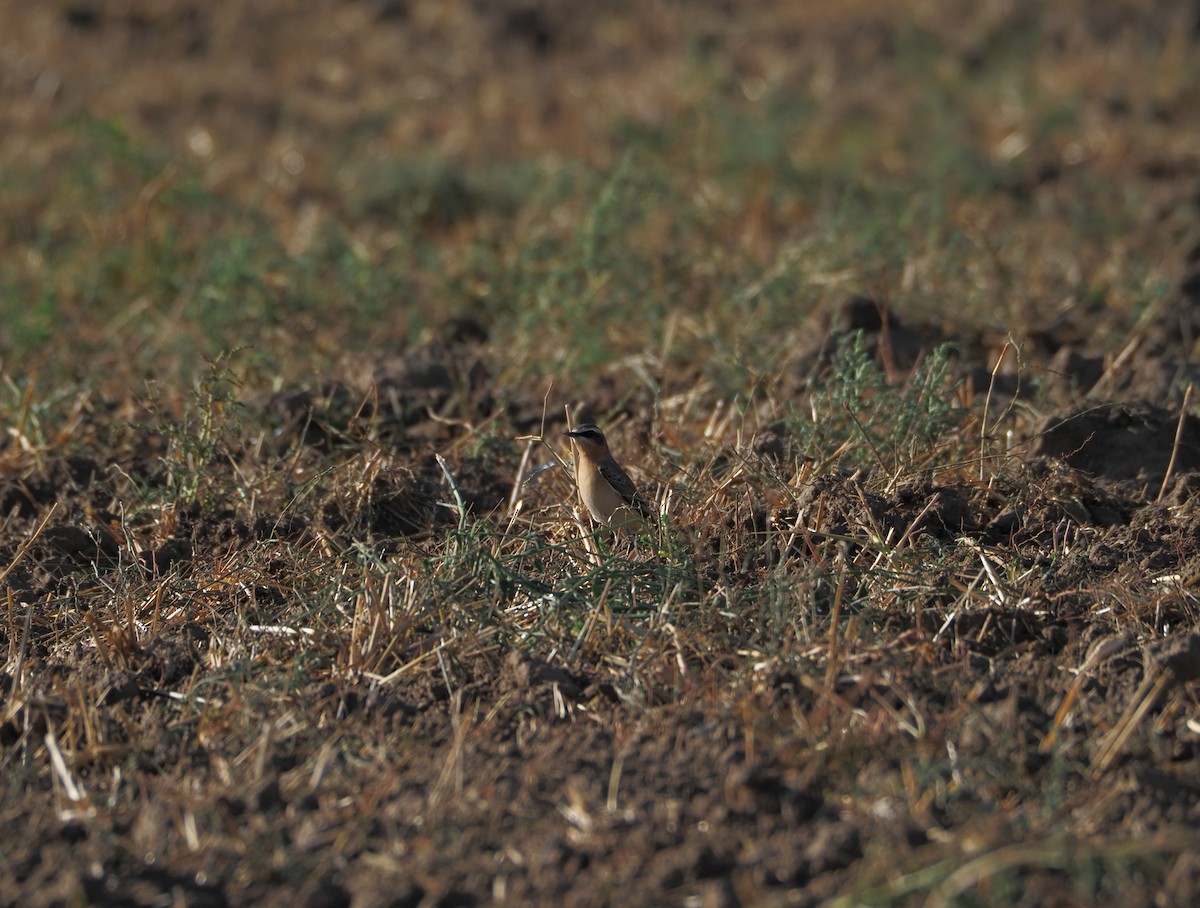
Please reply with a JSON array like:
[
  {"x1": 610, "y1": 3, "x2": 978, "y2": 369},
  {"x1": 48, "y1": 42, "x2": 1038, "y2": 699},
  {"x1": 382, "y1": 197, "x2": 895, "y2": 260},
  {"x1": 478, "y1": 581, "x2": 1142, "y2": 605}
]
[{"x1": 564, "y1": 423, "x2": 610, "y2": 458}]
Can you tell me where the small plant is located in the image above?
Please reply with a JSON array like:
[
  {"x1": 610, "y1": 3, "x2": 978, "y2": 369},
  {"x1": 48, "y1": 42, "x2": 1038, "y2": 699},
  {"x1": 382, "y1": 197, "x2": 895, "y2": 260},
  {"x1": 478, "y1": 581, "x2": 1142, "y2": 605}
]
[
  {"x1": 146, "y1": 350, "x2": 245, "y2": 507},
  {"x1": 798, "y1": 332, "x2": 964, "y2": 477}
]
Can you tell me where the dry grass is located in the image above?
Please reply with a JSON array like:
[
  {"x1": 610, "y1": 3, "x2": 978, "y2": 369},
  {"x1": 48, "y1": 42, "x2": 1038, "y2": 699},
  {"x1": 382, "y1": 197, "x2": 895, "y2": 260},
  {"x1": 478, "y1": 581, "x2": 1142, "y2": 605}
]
[{"x1": 4, "y1": 1, "x2": 1200, "y2": 905}]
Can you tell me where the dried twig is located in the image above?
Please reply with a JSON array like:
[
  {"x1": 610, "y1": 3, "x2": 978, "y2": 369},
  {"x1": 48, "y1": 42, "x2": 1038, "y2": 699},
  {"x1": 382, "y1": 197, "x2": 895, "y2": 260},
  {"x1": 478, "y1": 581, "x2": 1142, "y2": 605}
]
[
  {"x1": 1156, "y1": 382, "x2": 1193, "y2": 504},
  {"x1": 1092, "y1": 632, "x2": 1200, "y2": 772}
]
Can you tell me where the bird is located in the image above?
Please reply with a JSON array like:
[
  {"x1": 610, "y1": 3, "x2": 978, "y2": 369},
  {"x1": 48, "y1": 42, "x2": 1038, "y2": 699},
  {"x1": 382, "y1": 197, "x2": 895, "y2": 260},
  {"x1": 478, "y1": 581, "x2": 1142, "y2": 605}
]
[{"x1": 564, "y1": 423, "x2": 655, "y2": 531}]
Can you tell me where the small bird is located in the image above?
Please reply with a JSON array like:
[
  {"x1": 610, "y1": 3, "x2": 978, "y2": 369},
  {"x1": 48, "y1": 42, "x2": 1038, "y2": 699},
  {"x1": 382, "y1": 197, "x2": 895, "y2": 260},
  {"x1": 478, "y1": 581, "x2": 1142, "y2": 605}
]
[{"x1": 564, "y1": 424, "x2": 655, "y2": 531}]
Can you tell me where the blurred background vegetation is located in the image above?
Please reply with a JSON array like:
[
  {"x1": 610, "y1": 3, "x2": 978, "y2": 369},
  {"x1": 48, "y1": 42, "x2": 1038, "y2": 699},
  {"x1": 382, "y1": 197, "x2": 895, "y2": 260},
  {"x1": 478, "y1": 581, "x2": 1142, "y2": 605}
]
[{"x1": 2, "y1": 0, "x2": 1195, "y2": 401}]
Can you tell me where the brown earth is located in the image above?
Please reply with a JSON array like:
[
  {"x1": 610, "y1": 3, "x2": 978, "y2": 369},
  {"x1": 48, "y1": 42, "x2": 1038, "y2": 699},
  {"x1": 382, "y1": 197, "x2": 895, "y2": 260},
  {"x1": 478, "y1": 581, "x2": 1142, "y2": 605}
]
[
  {"x1": 5, "y1": 2, "x2": 1200, "y2": 907},
  {"x1": 5, "y1": 309, "x2": 1200, "y2": 906}
]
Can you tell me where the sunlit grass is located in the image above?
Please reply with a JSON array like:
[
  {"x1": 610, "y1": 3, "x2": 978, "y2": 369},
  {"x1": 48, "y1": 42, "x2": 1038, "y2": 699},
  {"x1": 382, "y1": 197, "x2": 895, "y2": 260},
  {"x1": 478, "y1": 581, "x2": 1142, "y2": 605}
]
[{"x1": 2, "y1": 2, "x2": 1199, "y2": 903}]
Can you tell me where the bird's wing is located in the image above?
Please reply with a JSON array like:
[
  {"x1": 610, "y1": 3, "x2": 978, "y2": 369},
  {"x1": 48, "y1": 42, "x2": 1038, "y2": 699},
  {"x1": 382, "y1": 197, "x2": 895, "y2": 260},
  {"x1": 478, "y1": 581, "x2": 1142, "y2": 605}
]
[{"x1": 599, "y1": 460, "x2": 655, "y2": 519}]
